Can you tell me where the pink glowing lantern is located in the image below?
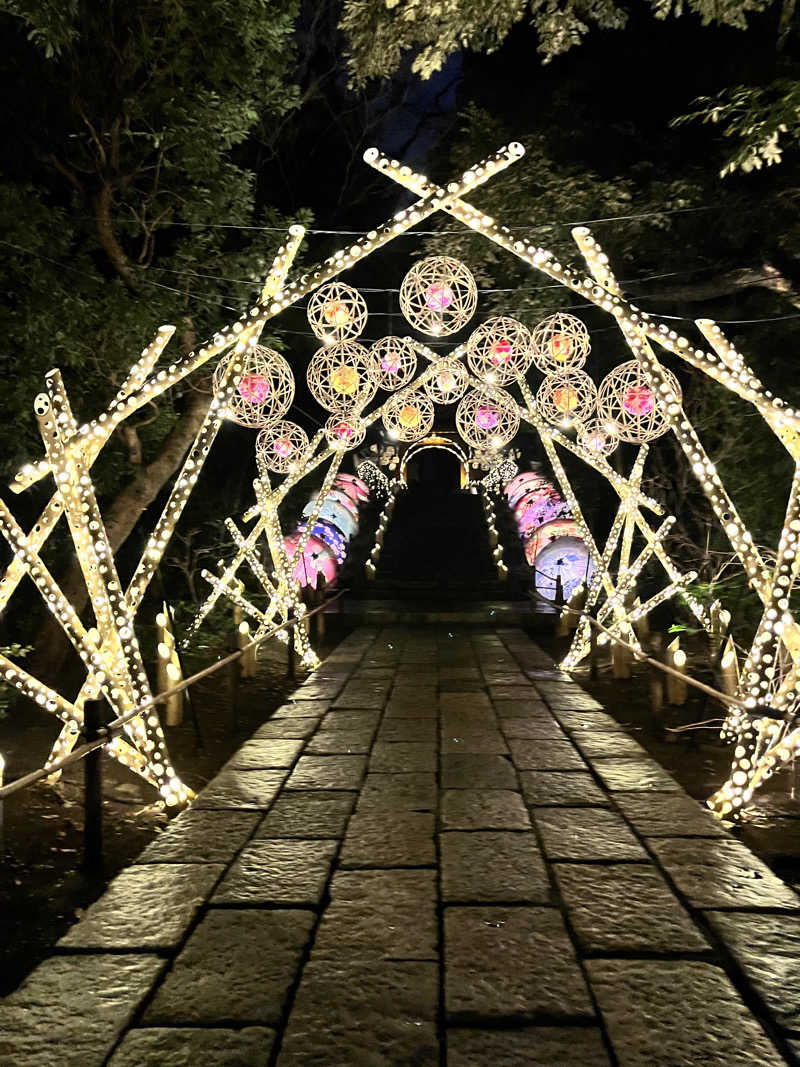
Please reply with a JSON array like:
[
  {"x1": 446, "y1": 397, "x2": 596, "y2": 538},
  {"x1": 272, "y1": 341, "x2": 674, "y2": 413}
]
[
  {"x1": 381, "y1": 353, "x2": 402, "y2": 375},
  {"x1": 335, "y1": 474, "x2": 370, "y2": 502},
  {"x1": 490, "y1": 338, "x2": 513, "y2": 365},
  {"x1": 425, "y1": 282, "x2": 455, "y2": 312},
  {"x1": 525, "y1": 518, "x2": 580, "y2": 563},
  {"x1": 237, "y1": 374, "x2": 271, "y2": 404},
  {"x1": 273, "y1": 435, "x2": 294, "y2": 459},
  {"x1": 284, "y1": 532, "x2": 338, "y2": 590},
  {"x1": 622, "y1": 385, "x2": 655, "y2": 416},
  {"x1": 475, "y1": 405, "x2": 499, "y2": 431}
]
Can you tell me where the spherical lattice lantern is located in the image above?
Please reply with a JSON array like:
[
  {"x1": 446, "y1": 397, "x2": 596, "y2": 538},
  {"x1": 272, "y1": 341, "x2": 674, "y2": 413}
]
[
  {"x1": 456, "y1": 387, "x2": 520, "y2": 451},
  {"x1": 307, "y1": 341, "x2": 380, "y2": 413},
  {"x1": 424, "y1": 358, "x2": 469, "y2": 405},
  {"x1": 531, "y1": 312, "x2": 590, "y2": 373},
  {"x1": 307, "y1": 281, "x2": 368, "y2": 342},
  {"x1": 399, "y1": 256, "x2": 478, "y2": 336},
  {"x1": 577, "y1": 419, "x2": 619, "y2": 457},
  {"x1": 597, "y1": 360, "x2": 682, "y2": 443},
  {"x1": 382, "y1": 390, "x2": 434, "y2": 443},
  {"x1": 324, "y1": 412, "x2": 366, "y2": 451},
  {"x1": 467, "y1": 316, "x2": 532, "y2": 385},
  {"x1": 213, "y1": 345, "x2": 294, "y2": 429},
  {"x1": 371, "y1": 336, "x2": 418, "y2": 392},
  {"x1": 536, "y1": 370, "x2": 597, "y2": 426},
  {"x1": 255, "y1": 420, "x2": 309, "y2": 476}
]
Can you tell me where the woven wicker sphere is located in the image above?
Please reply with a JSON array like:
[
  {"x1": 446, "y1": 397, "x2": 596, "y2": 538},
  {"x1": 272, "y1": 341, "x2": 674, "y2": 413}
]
[
  {"x1": 423, "y1": 358, "x2": 469, "y2": 405},
  {"x1": 382, "y1": 389, "x2": 434, "y2": 443},
  {"x1": 255, "y1": 420, "x2": 309, "y2": 476},
  {"x1": 536, "y1": 370, "x2": 597, "y2": 426},
  {"x1": 307, "y1": 281, "x2": 368, "y2": 342},
  {"x1": 531, "y1": 312, "x2": 590, "y2": 373},
  {"x1": 597, "y1": 360, "x2": 682, "y2": 443},
  {"x1": 307, "y1": 340, "x2": 380, "y2": 413},
  {"x1": 577, "y1": 419, "x2": 619, "y2": 458},
  {"x1": 371, "y1": 336, "x2": 418, "y2": 392},
  {"x1": 324, "y1": 412, "x2": 366, "y2": 451},
  {"x1": 456, "y1": 386, "x2": 520, "y2": 451},
  {"x1": 213, "y1": 345, "x2": 294, "y2": 429},
  {"x1": 467, "y1": 316, "x2": 533, "y2": 385},
  {"x1": 399, "y1": 256, "x2": 478, "y2": 336}
]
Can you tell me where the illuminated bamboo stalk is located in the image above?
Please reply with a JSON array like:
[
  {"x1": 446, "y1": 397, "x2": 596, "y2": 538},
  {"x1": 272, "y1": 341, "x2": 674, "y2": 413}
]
[
  {"x1": 200, "y1": 570, "x2": 267, "y2": 624},
  {"x1": 225, "y1": 519, "x2": 276, "y2": 598}
]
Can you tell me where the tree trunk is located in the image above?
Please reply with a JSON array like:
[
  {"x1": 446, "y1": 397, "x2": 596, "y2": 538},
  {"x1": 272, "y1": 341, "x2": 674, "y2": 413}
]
[
  {"x1": 31, "y1": 386, "x2": 211, "y2": 678},
  {"x1": 639, "y1": 263, "x2": 800, "y2": 309}
]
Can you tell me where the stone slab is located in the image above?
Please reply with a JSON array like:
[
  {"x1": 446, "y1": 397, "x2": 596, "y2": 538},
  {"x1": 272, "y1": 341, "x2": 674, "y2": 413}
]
[
  {"x1": 194, "y1": 769, "x2": 286, "y2": 810},
  {"x1": 441, "y1": 831, "x2": 550, "y2": 903},
  {"x1": 0, "y1": 954, "x2": 164, "y2": 1066},
  {"x1": 500, "y1": 716, "x2": 567, "y2": 740},
  {"x1": 136, "y1": 810, "x2": 259, "y2": 864},
  {"x1": 144, "y1": 909, "x2": 314, "y2": 1026},
  {"x1": 340, "y1": 811, "x2": 435, "y2": 868},
  {"x1": 614, "y1": 791, "x2": 729, "y2": 838},
  {"x1": 256, "y1": 790, "x2": 354, "y2": 839},
  {"x1": 444, "y1": 906, "x2": 593, "y2": 1022},
  {"x1": 571, "y1": 731, "x2": 648, "y2": 760},
  {"x1": 285, "y1": 754, "x2": 366, "y2": 790},
  {"x1": 110, "y1": 1027, "x2": 275, "y2": 1066},
  {"x1": 441, "y1": 754, "x2": 517, "y2": 789},
  {"x1": 272, "y1": 699, "x2": 331, "y2": 717},
  {"x1": 59, "y1": 863, "x2": 224, "y2": 949},
  {"x1": 554, "y1": 862, "x2": 709, "y2": 954},
  {"x1": 440, "y1": 691, "x2": 493, "y2": 712},
  {"x1": 508, "y1": 739, "x2": 588, "y2": 771},
  {"x1": 493, "y1": 700, "x2": 551, "y2": 719},
  {"x1": 358, "y1": 772, "x2": 437, "y2": 811},
  {"x1": 519, "y1": 771, "x2": 611, "y2": 808},
  {"x1": 592, "y1": 757, "x2": 681, "y2": 793},
  {"x1": 649, "y1": 837, "x2": 800, "y2": 910},
  {"x1": 446, "y1": 1027, "x2": 611, "y2": 1066},
  {"x1": 552, "y1": 710, "x2": 626, "y2": 733},
  {"x1": 441, "y1": 731, "x2": 509, "y2": 754},
  {"x1": 384, "y1": 697, "x2": 439, "y2": 718},
  {"x1": 279, "y1": 960, "x2": 439, "y2": 1066},
  {"x1": 252, "y1": 718, "x2": 320, "y2": 739},
  {"x1": 534, "y1": 807, "x2": 647, "y2": 861},
  {"x1": 320, "y1": 709, "x2": 381, "y2": 729},
  {"x1": 370, "y1": 741, "x2": 437, "y2": 772},
  {"x1": 378, "y1": 718, "x2": 438, "y2": 743},
  {"x1": 304, "y1": 730, "x2": 375, "y2": 754},
  {"x1": 213, "y1": 839, "x2": 338, "y2": 905},
  {"x1": 441, "y1": 790, "x2": 531, "y2": 830},
  {"x1": 224, "y1": 738, "x2": 305, "y2": 770},
  {"x1": 536, "y1": 684, "x2": 603, "y2": 710},
  {"x1": 587, "y1": 959, "x2": 785, "y2": 1066}
]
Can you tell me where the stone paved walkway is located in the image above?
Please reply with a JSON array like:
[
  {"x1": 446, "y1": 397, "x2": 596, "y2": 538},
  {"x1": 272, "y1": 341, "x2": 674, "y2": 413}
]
[{"x1": 3, "y1": 626, "x2": 800, "y2": 1065}]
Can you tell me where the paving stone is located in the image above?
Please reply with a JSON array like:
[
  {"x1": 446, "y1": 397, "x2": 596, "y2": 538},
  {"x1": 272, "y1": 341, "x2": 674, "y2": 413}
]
[
  {"x1": 0, "y1": 954, "x2": 164, "y2": 1066},
  {"x1": 488, "y1": 685, "x2": 539, "y2": 703},
  {"x1": 499, "y1": 716, "x2": 566, "y2": 740},
  {"x1": 320, "y1": 709, "x2": 380, "y2": 729},
  {"x1": 519, "y1": 771, "x2": 611, "y2": 807},
  {"x1": 440, "y1": 667, "x2": 482, "y2": 680},
  {"x1": 252, "y1": 718, "x2": 320, "y2": 739},
  {"x1": 440, "y1": 678, "x2": 486, "y2": 692},
  {"x1": 145, "y1": 909, "x2": 314, "y2": 1026},
  {"x1": 225, "y1": 738, "x2": 305, "y2": 770},
  {"x1": 441, "y1": 754, "x2": 517, "y2": 789},
  {"x1": 508, "y1": 738, "x2": 588, "y2": 771},
  {"x1": 571, "y1": 731, "x2": 648, "y2": 760},
  {"x1": 358, "y1": 772, "x2": 437, "y2": 811},
  {"x1": 213, "y1": 839, "x2": 338, "y2": 905},
  {"x1": 378, "y1": 718, "x2": 438, "y2": 743},
  {"x1": 551, "y1": 709, "x2": 626, "y2": 732},
  {"x1": 587, "y1": 959, "x2": 785, "y2": 1066},
  {"x1": 440, "y1": 691, "x2": 493, "y2": 713},
  {"x1": 554, "y1": 862, "x2": 708, "y2": 954},
  {"x1": 256, "y1": 791, "x2": 355, "y2": 839},
  {"x1": 313, "y1": 869, "x2": 437, "y2": 961},
  {"x1": 340, "y1": 811, "x2": 435, "y2": 867},
  {"x1": 304, "y1": 730, "x2": 375, "y2": 754},
  {"x1": 441, "y1": 790, "x2": 531, "y2": 830},
  {"x1": 59, "y1": 863, "x2": 224, "y2": 949},
  {"x1": 649, "y1": 837, "x2": 800, "y2": 910},
  {"x1": 493, "y1": 699, "x2": 551, "y2": 718},
  {"x1": 290, "y1": 684, "x2": 341, "y2": 701},
  {"x1": 273, "y1": 698, "x2": 330, "y2": 717},
  {"x1": 534, "y1": 807, "x2": 647, "y2": 861},
  {"x1": 441, "y1": 831, "x2": 550, "y2": 903},
  {"x1": 614, "y1": 791, "x2": 729, "y2": 837},
  {"x1": 536, "y1": 683, "x2": 603, "y2": 711},
  {"x1": 194, "y1": 769, "x2": 286, "y2": 810},
  {"x1": 370, "y1": 741, "x2": 437, "y2": 772},
  {"x1": 110, "y1": 1027, "x2": 275, "y2": 1066},
  {"x1": 334, "y1": 684, "x2": 392, "y2": 709},
  {"x1": 279, "y1": 960, "x2": 438, "y2": 1066},
  {"x1": 446, "y1": 1027, "x2": 611, "y2": 1066},
  {"x1": 441, "y1": 731, "x2": 509, "y2": 754},
  {"x1": 136, "y1": 810, "x2": 259, "y2": 864},
  {"x1": 592, "y1": 757, "x2": 681, "y2": 793},
  {"x1": 385, "y1": 696, "x2": 439, "y2": 718},
  {"x1": 445, "y1": 906, "x2": 593, "y2": 1021},
  {"x1": 706, "y1": 911, "x2": 800, "y2": 1029},
  {"x1": 285, "y1": 754, "x2": 366, "y2": 790}
]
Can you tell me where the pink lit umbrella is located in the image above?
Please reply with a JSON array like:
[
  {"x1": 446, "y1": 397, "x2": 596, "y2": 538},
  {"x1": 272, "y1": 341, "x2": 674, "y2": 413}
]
[
  {"x1": 517, "y1": 491, "x2": 570, "y2": 536},
  {"x1": 508, "y1": 475, "x2": 551, "y2": 509},
  {"x1": 334, "y1": 480, "x2": 366, "y2": 506},
  {"x1": 335, "y1": 473, "x2": 370, "y2": 502},
  {"x1": 284, "y1": 532, "x2": 338, "y2": 590},
  {"x1": 325, "y1": 489, "x2": 360, "y2": 518},
  {"x1": 505, "y1": 471, "x2": 542, "y2": 500},
  {"x1": 525, "y1": 518, "x2": 580, "y2": 565}
]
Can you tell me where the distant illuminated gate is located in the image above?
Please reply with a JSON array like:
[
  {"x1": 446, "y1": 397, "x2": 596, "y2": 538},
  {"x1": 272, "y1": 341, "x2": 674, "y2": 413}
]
[{"x1": 400, "y1": 435, "x2": 469, "y2": 488}]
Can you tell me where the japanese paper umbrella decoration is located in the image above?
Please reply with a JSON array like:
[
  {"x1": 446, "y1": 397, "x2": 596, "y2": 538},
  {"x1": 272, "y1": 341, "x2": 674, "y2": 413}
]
[
  {"x1": 513, "y1": 484, "x2": 559, "y2": 520},
  {"x1": 517, "y1": 492, "x2": 570, "y2": 536},
  {"x1": 525, "y1": 518, "x2": 581, "y2": 565},
  {"x1": 507, "y1": 474, "x2": 551, "y2": 508},
  {"x1": 325, "y1": 488, "x2": 360, "y2": 518},
  {"x1": 336, "y1": 472, "x2": 370, "y2": 496},
  {"x1": 534, "y1": 536, "x2": 594, "y2": 602},
  {"x1": 297, "y1": 521, "x2": 348, "y2": 564},
  {"x1": 302, "y1": 497, "x2": 359, "y2": 540},
  {"x1": 284, "y1": 532, "x2": 339, "y2": 590},
  {"x1": 505, "y1": 470, "x2": 545, "y2": 499},
  {"x1": 334, "y1": 475, "x2": 370, "y2": 503}
]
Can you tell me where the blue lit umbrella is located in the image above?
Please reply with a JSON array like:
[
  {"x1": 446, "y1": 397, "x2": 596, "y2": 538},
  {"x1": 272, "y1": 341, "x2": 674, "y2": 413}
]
[
  {"x1": 297, "y1": 520, "x2": 348, "y2": 563},
  {"x1": 302, "y1": 497, "x2": 358, "y2": 540}
]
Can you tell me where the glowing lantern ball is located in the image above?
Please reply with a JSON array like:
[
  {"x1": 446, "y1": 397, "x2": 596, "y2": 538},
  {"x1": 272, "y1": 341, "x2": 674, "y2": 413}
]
[
  {"x1": 323, "y1": 300, "x2": 350, "y2": 328},
  {"x1": 578, "y1": 420, "x2": 619, "y2": 458},
  {"x1": 255, "y1": 420, "x2": 309, "y2": 476},
  {"x1": 549, "y1": 333, "x2": 572, "y2": 363},
  {"x1": 525, "y1": 518, "x2": 580, "y2": 563},
  {"x1": 426, "y1": 282, "x2": 454, "y2": 311},
  {"x1": 553, "y1": 386, "x2": 579, "y2": 414},
  {"x1": 399, "y1": 403, "x2": 421, "y2": 429},
  {"x1": 213, "y1": 345, "x2": 294, "y2": 429},
  {"x1": 438, "y1": 369, "x2": 458, "y2": 392},
  {"x1": 238, "y1": 374, "x2": 270, "y2": 404},
  {"x1": 273, "y1": 435, "x2": 293, "y2": 459},
  {"x1": 535, "y1": 536, "x2": 594, "y2": 603},
  {"x1": 307, "y1": 281, "x2": 367, "y2": 342},
  {"x1": 491, "y1": 338, "x2": 512, "y2": 365},
  {"x1": 623, "y1": 385, "x2": 655, "y2": 416},
  {"x1": 476, "y1": 405, "x2": 499, "y2": 431},
  {"x1": 531, "y1": 312, "x2": 590, "y2": 373},
  {"x1": 284, "y1": 532, "x2": 338, "y2": 590},
  {"x1": 597, "y1": 360, "x2": 682, "y2": 444},
  {"x1": 399, "y1": 255, "x2": 478, "y2": 336},
  {"x1": 331, "y1": 365, "x2": 360, "y2": 396},
  {"x1": 467, "y1": 316, "x2": 532, "y2": 385}
]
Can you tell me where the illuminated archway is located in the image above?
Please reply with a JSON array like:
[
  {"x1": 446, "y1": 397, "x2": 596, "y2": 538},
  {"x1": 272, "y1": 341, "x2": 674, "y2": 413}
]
[{"x1": 400, "y1": 435, "x2": 469, "y2": 489}]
